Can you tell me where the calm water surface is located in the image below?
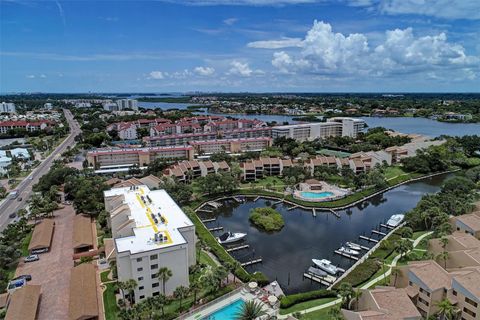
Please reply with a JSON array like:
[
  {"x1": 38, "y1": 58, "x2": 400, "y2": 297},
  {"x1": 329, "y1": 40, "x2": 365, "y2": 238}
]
[{"x1": 199, "y1": 174, "x2": 450, "y2": 293}]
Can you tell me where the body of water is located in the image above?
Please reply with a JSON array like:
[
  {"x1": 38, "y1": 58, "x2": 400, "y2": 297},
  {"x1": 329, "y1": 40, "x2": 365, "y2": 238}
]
[
  {"x1": 199, "y1": 173, "x2": 450, "y2": 294},
  {"x1": 138, "y1": 101, "x2": 202, "y2": 110}
]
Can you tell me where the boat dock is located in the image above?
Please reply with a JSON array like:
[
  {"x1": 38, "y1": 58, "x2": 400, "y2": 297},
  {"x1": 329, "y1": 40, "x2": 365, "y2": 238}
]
[
  {"x1": 241, "y1": 258, "x2": 263, "y2": 267},
  {"x1": 207, "y1": 201, "x2": 222, "y2": 209},
  {"x1": 348, "y1": 242, "x2": 370, "y2": 251},
  {"x1": 371, "y1": 229, "x2": 387, "y2": 236},
  {"x1": 226, "y1": 244, "x2": 250, "y2": 253},
  {"x1": 272, "y1": 200, "x2": 283, "y2": 205},
  {"x1": 312, "y1": 208, "x2": 316, "y2": 217},
  {"x1": 197, "y1": 208, "x2": 213, "y2": 213},
  {"x1": 380, "y1": 223, "x2": 394, "y2": 230},
  {"x1": 303, "y1": 273, "x2": 337, "y2": 286},
  {"x1": 359, "y1": 235, "x2": 379, "y2": 243},
  {"x1": 253, "y1": 196, "x2": 261, "y2": 202},
  {"x1": 208, "y1": 227, "x2": 223, "y2": 232},
  {"x1": 334, "y1": 250, "x2": 359, "y2": 261},
  {"x1": 233, "y1": 197, "x2": 244, "y2": 203},
  {"x1": 287, "y1": 205, "x2": 298, "y2": 211},
  {"x1": 329, "y1": 209, "x2": 340, "y2": 218},
  {"x1": 201, "y1": 218, "x2": 216, "y2": 223}
]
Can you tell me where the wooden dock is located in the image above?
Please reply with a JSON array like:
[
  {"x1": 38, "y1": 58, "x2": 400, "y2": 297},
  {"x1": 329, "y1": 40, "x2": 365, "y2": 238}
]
[
  {"x1": 334, "y1": 250, "x2": 359, "y2": 261},
  {"x1": 312, "y1": 208, "x2": 317, "y2": 217},
  {"x1": 347, "y1": 242, "x2": 370, "y2": 251},
  {"x1": 241, "y1": 258, "x2": 262, "y2": 267},
  {"x1": 207, "y1": 201, "x2": 221, "y2": 209},
  {"x1": 253, "y1": 196, "x2": 261, "y2": 202},
  {"x1": 380, "y1": 223, "x2": 394, "y2": 230},
  {"x1": 303, "y1": 273, "x2": 336, "y2": 286},
  {"x1": 272, "y1": 200, "x2": 283, "y2": 205},
  {"x1": 287, "y1": 205, "x2": 298, "y2": 211},
  {"x1": 359, "y1": 235, "x2": 379, "y2": 243},
  {"x1": 329, "y1": 209, "x2": 340, "y2": 218},
  {"x1": 226, "y1": 245, "x2": 250, "y2": 253},
  {"x1": 208, "y1": 227, "x2": 223, "y2": 232},
  {"x1": 371, "y1": 229, "x2": 387, "y2": 236},
  {"x1": 233, "y1": 197, "x2": 244, "y2": 203},
  {"x1": 201, "y1": 218, "x2": 216, "y2": 223},
  {"x1": 197, "y1": 209, "x2": 213, "y2": 213}
]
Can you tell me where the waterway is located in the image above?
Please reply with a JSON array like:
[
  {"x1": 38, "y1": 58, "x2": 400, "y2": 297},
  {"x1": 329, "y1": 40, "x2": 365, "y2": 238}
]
[{"x1": 198, "y1": 173, "x2": 451, "y2": 294}]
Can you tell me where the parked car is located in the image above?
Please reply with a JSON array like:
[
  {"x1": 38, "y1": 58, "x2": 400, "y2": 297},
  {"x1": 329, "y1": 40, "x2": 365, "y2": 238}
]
[
  {"x1": 24, "y1": 255, "x2": 39, "y2": 263},
  {"x1": 8, "y1": 212, "x2": 16, "y2": 219},
  {"x1": 17, "y1": 197, "x2": 22, "y2": 202},
  {"x1": 12, "y1": 274, "x2": 32, "y2": 282},
  {"x1": 31, "y1": 248, "x2": 49, "y2": 254},
  {"x1": 7, "y1": 278, "x2": 26, "y2": 293}
]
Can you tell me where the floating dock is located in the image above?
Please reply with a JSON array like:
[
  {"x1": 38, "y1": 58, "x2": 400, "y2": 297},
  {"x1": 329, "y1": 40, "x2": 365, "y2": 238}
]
[
  {"x1": 253, "y1": 196, "x2": 261, "y2": 202},
  {"x1": 287, "y1": 205, "x2": 298, "y2": 211},
  {"x1": 303, "y1": 273, "x2": 337, "y2": 286},
  {"x1": 201, "y1": 218, "x2": 216, "y2": 223},
  {"x1": 241, "y1": 258, "x2": 263, "y2": 267},
  {"x1": 347, "y1": 242, "x2": 370, "y2": 251},
  {"x1": 359, "y1": 235, "x2": 379, "y2": 243},
  {"x1": 207, "y1": 201, "x2": 221, "y2": 209},
  {"x1": 334, "y1": 250, "x2": 359, "y2": 261},
  {"x1": 226, "y1": 244, "x2": 250, "y2": 253},
  {"x1": 272, "y1": 200, "x2": 283, "y2": 205},
  {"x1": 197, "y1": 209, "x2": 213, "y2": 213},
  {"x1": 329, "y1": 209, "x2": 340, "y2": 218},
  {"x1": 312, "y1": 208, "x2": 317, "y2": 217},
  {"x1": 380, "y1": 223, "x2": 394, "y2": 230},
  {"x1": 208, "y1": 227, "x2": 223, "y2": 232},
  {"x1": 371, "y1": 229, "x2": 387, "y2": 236}
]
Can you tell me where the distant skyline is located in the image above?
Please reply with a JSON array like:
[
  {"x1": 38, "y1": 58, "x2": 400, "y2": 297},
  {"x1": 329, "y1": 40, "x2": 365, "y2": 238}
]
[{"x1": 1, "y1": 0, "x2": 480, "y2": 93}]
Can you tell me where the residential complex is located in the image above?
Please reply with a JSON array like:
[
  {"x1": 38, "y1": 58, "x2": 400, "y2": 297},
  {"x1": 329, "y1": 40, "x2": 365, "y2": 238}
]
[
  {"x1": 0, "y1": 120, "x2": 53, "y2": 134},
  {"x1": 0, "y1": 102, "x2": 16, "y2": 113},
  {"x1": 104, "y1": 185, "x2": 195, "y2": 300},
  {"x1": 164, "y1": 159, "x2": 230, "y2": 182}
]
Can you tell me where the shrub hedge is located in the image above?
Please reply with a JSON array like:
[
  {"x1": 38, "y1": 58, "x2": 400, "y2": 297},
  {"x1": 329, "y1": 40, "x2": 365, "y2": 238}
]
[
  {"x1": 335, "y1": 259, "x2": 381, "y2": 288},
  {"x1": 280, "y1": 289, "x2": 337, "y2": 309}
]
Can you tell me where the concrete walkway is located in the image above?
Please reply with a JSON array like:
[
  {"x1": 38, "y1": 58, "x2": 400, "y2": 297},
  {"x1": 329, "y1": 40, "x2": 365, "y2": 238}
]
[{"x1": 278, "y1": 231, "x2": 433, "y2": 319}]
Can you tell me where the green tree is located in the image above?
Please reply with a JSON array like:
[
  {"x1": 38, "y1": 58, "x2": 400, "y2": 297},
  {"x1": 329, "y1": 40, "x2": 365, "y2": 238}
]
[
  {"x1": 327, "y1": 306, "x2": 345, "y2": 320},
  {"x1": 173, "y1": 285, "x2": 190, "y2": 310},
  {"x1": 395, "y1": 238, "x2": 413, "y2": 259},
  {"x1": 234, "y1": 300, "x2": 266, "y2": 320},
  {"x1": 435, "y1": 299, "x2": 457, "y2": 320},
  {"x1": 338, "y1": 282, "x2": 354, "y2": 308},
  {"x1": 156, "y1": 267, "x2": 172, "y2": 296},
  {"x1": 190, "y1": 280, "x2": 202, "y2": 305}
]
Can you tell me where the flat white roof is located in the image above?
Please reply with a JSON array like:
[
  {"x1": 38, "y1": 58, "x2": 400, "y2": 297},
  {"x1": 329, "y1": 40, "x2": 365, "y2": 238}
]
[{"x1": 104, "y1": 186, "x2": 194, "y2": 255}]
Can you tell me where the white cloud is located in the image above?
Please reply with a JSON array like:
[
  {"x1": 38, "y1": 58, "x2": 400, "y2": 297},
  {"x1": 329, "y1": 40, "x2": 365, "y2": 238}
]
[
  {"x1": 162, "y1": 0, "x2": 319, "y2": 6},
  {"x1": 26, "y1": 75, "x2": 35, "y2": 79},
  {"x1": 223, "y1": 17, "x2": 238, "y2": 25},
  {"x1": 148, "y1": 71, "x2": 166, "y2": 79},
  {"x1": 40, "y1": 74, "x2": 47, "y2": 78},
  {"x1": 268, "y1": 20, "x2": 478, "y2": 79},
  {"x1": 227, "y1": 60, "x2": 265, "y2": 77},
  {"x1": 194, "y1": 66, "x2": 215, "y2": 76},
  {"x1": 247, "y1": 37, "x2": 303, "y2": 49}
]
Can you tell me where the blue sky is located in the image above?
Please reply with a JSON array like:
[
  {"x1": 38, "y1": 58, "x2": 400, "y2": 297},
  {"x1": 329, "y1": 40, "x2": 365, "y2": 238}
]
[{"x1": 1, "y1": 0, "x2": 479, "y2": 93}]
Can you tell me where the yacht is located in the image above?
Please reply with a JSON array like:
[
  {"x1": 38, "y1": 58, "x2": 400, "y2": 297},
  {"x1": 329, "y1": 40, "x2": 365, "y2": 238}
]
[
  {"x1": 338, "y1": 246, "x2": 360, "y2": 256},
  {"x1": 312, "y1": 259, "x2": 340, "y2": 275},
  {"x1": 308, "y1": 266, "x2": 327, "y2": 277},
  {"x1": 345, "y1": 242, "x2": 362, "y2": 251},
  {"x1": 217, "y1": 231, "x2": 247, "y2": 244},
  {"x1": 387, "y1": 214, "x2": 405, "y2": 227}
]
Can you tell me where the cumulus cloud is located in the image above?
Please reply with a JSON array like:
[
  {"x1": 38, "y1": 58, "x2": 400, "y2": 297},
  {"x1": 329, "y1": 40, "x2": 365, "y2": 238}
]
[
  {"x1": 26, "y1": 75, "x2": 35, "y2": 79},
  {"x1": 228, "y1": 61, "x2": 254, "y2": 76},
  {"x1": 223, "y1": 17, "x2": 238, "y2": 25},
  {"x1": 194, "y1": 66, "x2": 215, "y2": 76},
  {"x1": 266, "y1": 20, "x2": 478, "y2": 79},
  {"x1": 247, "y1": 37, "x2": 303, "y2": 49},
  {"x1": 148, "y1": 71, "x2": 166, "y2": 79},
  {"x1": 40, "y1": 74, "x2": 47, "y2": 78}
]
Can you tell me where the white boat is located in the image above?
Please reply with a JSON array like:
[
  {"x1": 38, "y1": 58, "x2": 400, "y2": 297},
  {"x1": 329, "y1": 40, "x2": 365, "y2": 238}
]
[
  {"x1": 308, "y1": 266, "x2": 327, "y2": 277},
  {"x1": 217, "y1": 232, "x2": 246, "y2": 244},
  {"x1": 338, "y1": 246, "x2": 360, "y2": 256},
  {"x1": 312, "y1": 259, "x2": 340, "y2": 275},
  {"x1": 345, "y1": 242, "x2": 361, "y2": 251},
  {"x1": 387, "y1": 214, "x2": 405, "y2": 227}
]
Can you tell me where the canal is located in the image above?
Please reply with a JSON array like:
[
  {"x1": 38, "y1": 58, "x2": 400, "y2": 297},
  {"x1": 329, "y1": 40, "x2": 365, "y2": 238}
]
[{"x1": 198, "y1": 173, "x2": 451, "y2": 294}]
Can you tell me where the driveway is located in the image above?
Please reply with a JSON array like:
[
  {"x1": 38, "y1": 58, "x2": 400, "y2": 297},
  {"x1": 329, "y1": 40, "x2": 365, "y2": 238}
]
[{"x1": 15, "y1": 205, "x2": 75, "y2": 320}]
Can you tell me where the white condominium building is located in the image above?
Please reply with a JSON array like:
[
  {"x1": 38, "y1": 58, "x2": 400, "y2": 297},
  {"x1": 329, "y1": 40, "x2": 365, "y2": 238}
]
[
  {"x1": 0, "y1": 102, "x2": 16, "y2": 113},
  {"x1": 104, "y1": 185, "x2": 195, "y2": 301},
  {"x1": 271, "y1": 117, "x2": 365, "y2": 141},
  {"x1": 116, "y1": 99, "x2": 139, "y2": 111}
]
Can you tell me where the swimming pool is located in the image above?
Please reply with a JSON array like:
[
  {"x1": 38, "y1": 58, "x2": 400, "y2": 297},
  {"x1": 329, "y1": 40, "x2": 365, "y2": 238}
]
[
  {"x1": 299, "y1": 191, "x2": 334, "y2": 199},
  {"x1": 202, "y1": 299, "x2": 245, "y2": 320}
]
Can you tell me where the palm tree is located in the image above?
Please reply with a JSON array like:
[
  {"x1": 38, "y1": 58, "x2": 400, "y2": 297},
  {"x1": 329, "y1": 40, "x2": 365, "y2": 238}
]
[
  {"x1": 327, "y1": 306, "x2": 344, "y2": 320},
  {"x1": 338, "y1": 282, "x2": 354, "y2": 308},
  {"x1": 214, "y1": 266, "x2": 228, "y2": 288},
  {"x1": 225, "y1": 260, "x2": 241, "y2": 284},
  {"x1": 440, "y1": 237, "x2": 449, "y2": 251},
  {"x1": 154, "y1": 294, "x2": 167, "y2": 316},
  {"x1": 173, "y1": 285, "x2": 190, "y2": 310},
  {"x1": 391, "y1": 267, "x2": 401, "y2": 287},
  {"x1": 351, "y1": 288, "x2": 362, "y2": 311},
  {"x1": 234, "y1": 300, "x2": 266, "y2": 320},
  {"x1": 116, "y1": 281, "x2": 128, "y2": 306},
  {"x1": 156, "y1": 267, "x2": 173, "y2": 295},
  {"x1": 436, "y1": 299, "x2": 457, "y2": 320},
  {"x1": 190, "y1": 280, "x2": 202, "y2": 305},
  {"x1": 437, "y1": 251, "x2": 449, "y2": 269},
  {"x1": 124, "y1": 279, "x2": 138, "y2": 306}
]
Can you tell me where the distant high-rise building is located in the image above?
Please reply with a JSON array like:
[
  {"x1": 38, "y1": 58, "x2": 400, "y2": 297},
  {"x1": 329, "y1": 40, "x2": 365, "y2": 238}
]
[
  {"x1": 103, "y1": 102, "x2": 118, "y2": 111},
  {"x1": 116, "y1": 99, "x2": 138, "y2": 111},
  {"x1": 0, "y1": 102, "x2": 16, "y2": 113}
]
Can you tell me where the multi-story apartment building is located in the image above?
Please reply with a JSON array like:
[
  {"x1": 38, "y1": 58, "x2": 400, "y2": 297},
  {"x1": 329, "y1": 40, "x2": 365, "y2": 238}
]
[
  {"x1": 164, "y1": 160, "x2": 230, "y2": 182},
  {"x1": 104, "y1": 185, "x2": 195, "y2": 301},
  {"x1": 240, "y1": 157, "x2": 293, "y2": 181},
  {"x1": 0, "y1": 120, "x2": 52, "y2": 134},
  {"x1": 452, "y1": 211, "x2": 480, "y2": 239},
  {"x1": 189, "y1": 137, "x2": 272, "y2": 155},
  {"x1": 0, "y1": 102, "x2": 16, "y2": 113},
  {"x1": 116, "y1": 99, "x2": 139, "y2": 111}
]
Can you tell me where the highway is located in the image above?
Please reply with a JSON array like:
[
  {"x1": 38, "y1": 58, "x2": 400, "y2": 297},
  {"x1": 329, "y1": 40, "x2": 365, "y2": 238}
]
[{"x1": 0, "y1": 109, "x2": 81, "y2": 231}]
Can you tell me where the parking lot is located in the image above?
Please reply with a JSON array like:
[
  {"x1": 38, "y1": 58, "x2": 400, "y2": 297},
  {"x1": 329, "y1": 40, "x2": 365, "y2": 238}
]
[{"x1": 15, "y1": 205, "x2": 75, "y2": 320}]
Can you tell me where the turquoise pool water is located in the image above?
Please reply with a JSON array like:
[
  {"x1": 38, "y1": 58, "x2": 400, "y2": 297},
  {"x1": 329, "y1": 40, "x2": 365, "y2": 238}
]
[
  {"x1": 202, "y1": 299, "x2": 244, "y2": 320},
  {"x1": 300, "y1": 191, "x2": 334, "y2": 199}
]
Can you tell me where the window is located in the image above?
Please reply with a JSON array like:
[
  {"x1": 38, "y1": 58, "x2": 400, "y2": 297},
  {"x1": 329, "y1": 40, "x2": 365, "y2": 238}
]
[
  {"x1": 453, "y1": 290, "x2": 457, "y2": 296},
  {"x1": 152, "y1": 283, "x2": 159, "y2": 288},
  {"x1": 409, "y1": 281, "x2": 413, "y2": 286},
  {"x1": 151, "y1": 264, "x2": 158, "y2": 270},
  {"x1": 419, "y1": 287, "x2": 430, "y2": 297},
  {"x1": 136, "y1": 257, "x2": 142, "y2": 262},
  {"x1": 139, "y1": 295, "x2": 145, "y2": 300},
  {"x1": 465, "y1": 297, "x2": 478, "y2": 308},
  {"x1": 151, "y1": 274, "x2": 158, "y2": 279},
  {"x1": 150, "y1": 254, "x2": 158, "y2": 260},
  {"x1": 137, "y1": 277, "x2": 144, "y2": 281},
  {"x1": 418, "y1": 297, "x2": 429, "y2": 307},
  {"x1": 153, "y1": 292, "x2": 159, "y2": 296},
  {"x1": 139, "y1": 286, "x2": 144, "y2": 290},
  {"x1": 463, "y1": 307, "x2": 476, "y2": 317},
  {"x1": 137, "y1": 267, "x2": 143, "y2": 272}
]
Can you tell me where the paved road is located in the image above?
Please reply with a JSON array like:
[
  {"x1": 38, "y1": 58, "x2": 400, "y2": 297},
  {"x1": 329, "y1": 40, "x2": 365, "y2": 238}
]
[{"x1": 0, "y1": 109, "x2": 81, "y2": 231}]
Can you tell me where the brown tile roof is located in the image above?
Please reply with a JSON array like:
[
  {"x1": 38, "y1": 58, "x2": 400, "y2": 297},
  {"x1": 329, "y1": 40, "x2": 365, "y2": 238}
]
[
  {"x1": 408, "y1": 260, "x2": 452, "y2": 291},
  {"x1": 114, "y1": 177, "x2": 143, "y2": 188},
  {"x1": 73, "y1": 215, "x2": 94, "y2": 250},
  {"x1": 217, "y1": 161, "x2": 230, "y2": 170},
  {"x1": 456, "y1": 213, "x2": 480, "y2": 231},
  {"x1": 450, "y1": 232, "x2": 480, "y2": 249},
  {"x1": 68, "y1": 263, "x2": 99, "y2": 320},
  {"x1": 453, "y1": 269, "x2": 480, "y2": 299},
  {"x1": 105, "y1": 177, "x2": 123, "y2": 186},
  {"x1": 28, "y1": 219, "x2": 55, "y2": 251},
  {"x1": 242, "y1": 162, "x2": 255, "y2": 171},
  {"x1": 5, "y1": 285, "x2": 41, "y2": 320},
  {"x1": 139, "y1": 174, "x2": 161, "y2": 189},
  {"x1": 103, "y1": 238, "x2": 116, "y2": 261},
  {"x1": 203, "y1": 160, "x2": 214, "y2": 168},
  {"x1": 369, "y1": 287, "x2": 422, "y2": 320},
  {"x1": 465, "y1": 248, "x2": 480, "y2": 264}
]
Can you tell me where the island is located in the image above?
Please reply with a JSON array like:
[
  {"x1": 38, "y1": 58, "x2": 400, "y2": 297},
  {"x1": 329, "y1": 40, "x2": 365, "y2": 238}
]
[{"x1": 249, "y1": 207, "x2": 285, "y2": 232}]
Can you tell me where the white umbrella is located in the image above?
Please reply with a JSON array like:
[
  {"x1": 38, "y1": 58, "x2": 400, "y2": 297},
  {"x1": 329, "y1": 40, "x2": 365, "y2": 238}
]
[
  {"x1": 268, "y1": 295, "x2": 278, "y2": 305},
  {"x1": 248, "y1": 282, "x2": 258, "y2": 291}
]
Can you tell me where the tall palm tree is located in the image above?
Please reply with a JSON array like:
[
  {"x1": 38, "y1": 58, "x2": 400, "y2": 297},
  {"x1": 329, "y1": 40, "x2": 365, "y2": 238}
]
[
  {"x1": 436, "y1": 299, "x2": 457, "y2": 320},
  {"x1": 190, "y1": 280, "x2": 202, "y2": 305},
  {"x1": 437, "y1": 251, "x2": 449, "y2": 269},
  {"x1": 214, "y1": 266, "x2": 228, "y2": 288},
  {"x1": 391, "y1": 267, "x2": 401, "y2": 287},
  {"x1": 351, "y1": 288, "x2": 362, "y2": 311},
  {"x1": 125, "y1": 279, "x2": 138, "y2": 306},
  {"x1": 154, "y1": 294, "x2": 167, "y2": 316},
  {"x1": 116, "y1": 281, "x2": 128, "y2": 306},
  {"x1": 327, "y1": 306, "x2": 344, "y2": 320},
  {"x1": 338, "y1": 282, "x2": 354, "y2": 309},
  {"x1": 234, "y1": 300, "x2": 266, "y2": 320},
  {"x1": 225, "y1": 261, "x2": 241, "y2": 284},
  {"x1": 156, "y1": 267, "x2": 173, "y2": 295},
  {"x1": 173, "y1": 285, "x2": 190, "y2": 310}
]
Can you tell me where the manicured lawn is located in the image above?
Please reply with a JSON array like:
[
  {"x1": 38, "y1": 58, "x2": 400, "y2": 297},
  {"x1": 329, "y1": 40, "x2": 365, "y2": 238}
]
[
  {"x1": 21, "y1": 231, "x2": 33, "y2": 256},
  {"x1": 100, "y1": 270, "x2": 111, "y2": 283},
  {"x1": 299, "y1": 304, "x2": 340, "y2": 320},
  {"x1": 103, "y1": 283, "x2": 119, "y2": 320},
  {"x1": 279, "y1": 297, "x2": 337, "y2": 315},
  {"x1": 384, "y1": 166, "x2": 407, "y2": 180},
  {"x1": 198, "y1": 250, "x2": 217, "y2": 268}
]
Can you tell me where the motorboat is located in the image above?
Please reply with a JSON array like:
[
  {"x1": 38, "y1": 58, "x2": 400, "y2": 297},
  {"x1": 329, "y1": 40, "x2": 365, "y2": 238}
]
[
  {"x1": 345, "y1": 242, "x2": 362, "y2": 251},
  {"x1": 312, "y1": 259, "x2": 340, "y2": 275},
  {"x1": 308, "y1": 266, "x2": 327, "y2": 277},
  {"x1": 338, "y1": 246, "x2": 360, "y2": 256},
  {"x1": 387, "y1": 214, "x2": 405, "y2": 227},
  {"x1": 217, "y1": 231, "x2": 247, "y2": 244}
]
